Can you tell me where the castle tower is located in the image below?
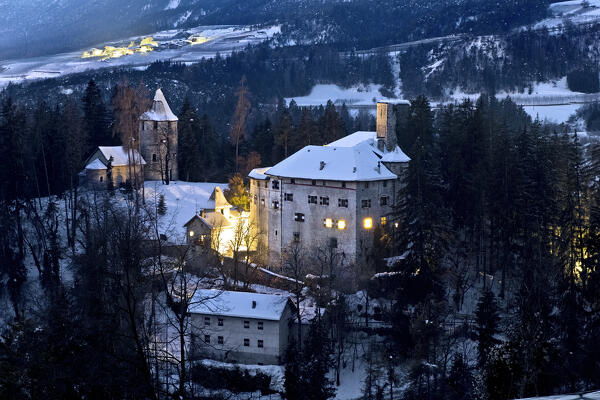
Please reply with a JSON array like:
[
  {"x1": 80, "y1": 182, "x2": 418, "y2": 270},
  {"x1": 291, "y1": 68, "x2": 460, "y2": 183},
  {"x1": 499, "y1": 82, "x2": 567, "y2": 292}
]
[{"x1": 139, "y1": 88, "x2": 179, "y2": 182}]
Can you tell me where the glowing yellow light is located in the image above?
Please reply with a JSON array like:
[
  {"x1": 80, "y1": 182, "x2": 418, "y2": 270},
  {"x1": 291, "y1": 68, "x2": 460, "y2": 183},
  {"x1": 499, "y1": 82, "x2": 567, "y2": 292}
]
[
  {"x1": 189, "y1": 231, "x2": 195, "y2": 237},
  {"x1": 363, "y1": 218, "x2": 373, "y2": 230},
  {"x1": 186, "y1": 35, "x2": 210, "y2": 45},
  {"x1": 337, "y1": 220, "x2": 346, "y2": 230},
  {"x1": 140, "y1": 37, "x2": 158, "y2": 47},
  {"x1": 128, "y1": 41, "x2": 135, "y2": 48},
  {"x1": 324, "y1": 218, "x2": 333, "y2": 228},
  {"x1": 381, "y1": 217, "x2": 387, "y2": 225}
]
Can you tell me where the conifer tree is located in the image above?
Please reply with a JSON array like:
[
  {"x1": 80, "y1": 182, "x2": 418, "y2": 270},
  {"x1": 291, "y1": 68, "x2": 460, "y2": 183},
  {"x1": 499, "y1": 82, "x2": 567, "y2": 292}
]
[{"x1": 475, "y1": 289, "x2": 500, "y2": 368}]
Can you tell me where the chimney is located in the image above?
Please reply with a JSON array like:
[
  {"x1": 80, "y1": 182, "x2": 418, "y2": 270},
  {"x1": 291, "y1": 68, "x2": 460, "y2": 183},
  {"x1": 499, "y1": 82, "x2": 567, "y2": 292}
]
[
  {"x1": 320, "y1": 161, "x2": 325, "y2": 170},
  {"x1": 252, "y1": 300, "x2": 257, "y2": 309},
  {"x1": 376, "y1": 102, "x2": 397, "y2": 151}
]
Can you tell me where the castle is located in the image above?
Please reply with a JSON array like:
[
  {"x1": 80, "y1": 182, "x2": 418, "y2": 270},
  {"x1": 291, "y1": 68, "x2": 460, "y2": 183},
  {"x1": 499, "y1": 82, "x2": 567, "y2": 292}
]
[
  {"x1": 81, "y1": 88, "x2": 178, "y2": 187},
  {"x1": 248, "y1": 101, "x2": 410, "y2": 266}
]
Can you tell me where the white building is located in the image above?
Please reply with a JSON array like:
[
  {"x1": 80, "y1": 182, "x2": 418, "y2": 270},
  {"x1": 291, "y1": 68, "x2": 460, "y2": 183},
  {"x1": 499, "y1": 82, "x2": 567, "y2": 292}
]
[
  {"x1": 189, "y1": 290, "x2": 294, "y2": 365},
  {"x1": 249, "y1": 101, "x2": 410, "y2": 266},
  {"x1": 80, "y1": 146, "x2": 146, "y2": 188}
]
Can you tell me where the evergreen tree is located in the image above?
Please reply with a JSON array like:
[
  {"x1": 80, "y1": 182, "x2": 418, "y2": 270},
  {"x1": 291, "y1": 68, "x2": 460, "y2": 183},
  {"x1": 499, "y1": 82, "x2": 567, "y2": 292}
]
[
  {"x1": 475, "y1": 289, "x2": 500, "y2": 368},
  {"x1": 82, "y1": 79, "x2": 112, "y2": 152},
  {"x1": 157, "y1": 194, "x2": 167, "y2": 216}
]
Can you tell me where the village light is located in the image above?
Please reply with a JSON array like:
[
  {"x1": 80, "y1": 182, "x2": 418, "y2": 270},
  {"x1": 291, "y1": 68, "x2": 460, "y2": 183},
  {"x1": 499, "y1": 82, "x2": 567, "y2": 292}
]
[
  {"x1": 337, "y1": 220, "x2": 346, "y2": 230},
  {"x1": 324, "y1": 218, "x2": 333, "y2": 228},
  {"x1": 363, "y1": 217, "x2": 373, "y2": 230},
  {"x1": 189, "y1": 230, "x2": 194, "y2": 237}
]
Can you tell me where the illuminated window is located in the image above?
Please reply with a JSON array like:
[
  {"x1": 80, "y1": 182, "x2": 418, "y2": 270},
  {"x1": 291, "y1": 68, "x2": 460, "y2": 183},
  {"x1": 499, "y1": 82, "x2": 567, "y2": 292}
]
[
  {"x1": 394, "y1": 222, "x2": 399, "y2": 229},
  {"x1": 363, "y1": 218, "x2": 373, "y2": 230},
  {"x1": 324, "y1": 218, "x2": 334, "y2": 228},
  {"x1": 189, "y1": 231, "x2": 195, "y2": 237},
  {"x1": 381, "y1": 217, "x2": 387, "y2": 225},
  {"x1": 337, "y1": 220, "x2": 346, "y2": 230}
]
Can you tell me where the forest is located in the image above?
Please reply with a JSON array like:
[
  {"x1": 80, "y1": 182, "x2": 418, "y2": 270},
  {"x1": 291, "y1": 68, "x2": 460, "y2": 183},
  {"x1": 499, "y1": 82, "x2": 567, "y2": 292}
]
[{"x1": 1, "y1": 69, "x2": 599, "y2": 399}]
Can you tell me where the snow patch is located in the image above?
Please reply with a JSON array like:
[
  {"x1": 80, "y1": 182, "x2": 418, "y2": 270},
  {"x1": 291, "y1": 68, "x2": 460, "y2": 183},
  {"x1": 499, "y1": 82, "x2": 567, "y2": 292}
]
[{"x1": 164, "y1": 0, "x2": 180, "y2": 10}]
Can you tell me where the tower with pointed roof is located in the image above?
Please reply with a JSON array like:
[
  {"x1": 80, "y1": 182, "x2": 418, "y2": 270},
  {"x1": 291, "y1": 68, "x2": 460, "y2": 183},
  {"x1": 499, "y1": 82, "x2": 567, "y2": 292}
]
[{"x1": 139, "y1": 88, "x2": 179, "y2": 182}]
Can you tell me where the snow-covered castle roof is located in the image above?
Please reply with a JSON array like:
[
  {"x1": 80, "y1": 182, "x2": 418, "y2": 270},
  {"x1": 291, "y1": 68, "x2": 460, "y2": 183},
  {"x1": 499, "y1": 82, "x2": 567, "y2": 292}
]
[
  {"x1": 328, "y1": 131, "x2": 410, "y2": 163},
  {"x1": 140, "y1": 88, "x2": 178, "y2": 122},
  {"x1": 97, "y1": 146, "x2": 146, "y2": 166}
]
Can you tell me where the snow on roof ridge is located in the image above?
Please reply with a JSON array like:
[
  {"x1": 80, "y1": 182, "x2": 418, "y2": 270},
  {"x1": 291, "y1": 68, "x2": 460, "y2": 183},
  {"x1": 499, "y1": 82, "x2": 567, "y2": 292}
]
[
  {"x1": 98, "y1": 146, "x2": 146, "y2": 166},
  {"x1": 85, "y1": 159, "x2": 107, "y2": 170},
  {"x1": 190, "y1": 289, "x2": 290, "y2": 321}
]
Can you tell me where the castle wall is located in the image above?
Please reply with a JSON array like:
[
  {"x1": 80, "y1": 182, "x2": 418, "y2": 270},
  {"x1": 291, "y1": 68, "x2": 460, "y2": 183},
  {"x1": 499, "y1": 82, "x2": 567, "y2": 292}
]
[{"x1": 140, "y1": 120, "x2": 178, "y2": 182}]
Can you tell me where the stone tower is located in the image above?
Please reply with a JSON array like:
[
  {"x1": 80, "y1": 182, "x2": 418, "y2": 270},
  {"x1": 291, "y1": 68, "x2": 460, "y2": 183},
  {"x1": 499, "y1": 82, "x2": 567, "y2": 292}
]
[
  {"x1": 139, "y1": 88, "x2": 179, "y2": 182},
  {"x1": 376, "y1": 101, "x2": 397, "y2": 151}
]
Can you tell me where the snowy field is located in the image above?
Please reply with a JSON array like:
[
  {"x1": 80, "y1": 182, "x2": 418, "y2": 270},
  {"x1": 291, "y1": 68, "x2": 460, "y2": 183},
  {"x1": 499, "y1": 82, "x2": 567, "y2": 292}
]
[
  {"x1": 515, "y1": 391, "x2": 600, "y2": 400},
  {"x1": 535, "y1": 0, "x2": 600, "y2": 29},
  {"x1": 144, "y1": 180, "x2": 228, "y2": 242},
  {"x1": 285, "y1": 84, "x2": 399, "y2": 107},
  {"x1": 0, "y1": 25, "x2": 280, "y2": 88}
]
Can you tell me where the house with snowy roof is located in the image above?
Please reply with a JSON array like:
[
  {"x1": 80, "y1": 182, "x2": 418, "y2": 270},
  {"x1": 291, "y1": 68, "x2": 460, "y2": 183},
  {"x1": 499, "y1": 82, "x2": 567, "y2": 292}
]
[
  {"x1": 183, "y1": 186, "x2": 252, "y2": 255},
  {"x1": 80, "y1": 146, "x2": 146, "y2": 188},
  {"x1": 248, "y1": 101, "x2": 410, "y2": 265},
  {"x1": 189, "y1": 289, "x2": 294, "y2": 365}
]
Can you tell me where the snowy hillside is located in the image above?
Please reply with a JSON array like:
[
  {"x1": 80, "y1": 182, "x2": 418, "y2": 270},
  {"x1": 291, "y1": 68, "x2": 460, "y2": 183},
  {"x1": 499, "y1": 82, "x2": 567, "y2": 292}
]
[{"x1": 535, "y1": 0, "x2": 600, "y2": 29}]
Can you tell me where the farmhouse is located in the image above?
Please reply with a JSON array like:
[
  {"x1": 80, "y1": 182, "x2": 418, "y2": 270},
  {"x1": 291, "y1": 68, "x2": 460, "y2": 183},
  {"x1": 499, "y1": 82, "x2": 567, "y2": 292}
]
[
  {"x1": 189, "y1": 290, "x2": 294, "y2": 365},
  {"x1": 80, "y1": 146, "x2": 146, "y2": 188},
  {"x1": 249, "y1": 101, "x2": 411, "y2": 266}
]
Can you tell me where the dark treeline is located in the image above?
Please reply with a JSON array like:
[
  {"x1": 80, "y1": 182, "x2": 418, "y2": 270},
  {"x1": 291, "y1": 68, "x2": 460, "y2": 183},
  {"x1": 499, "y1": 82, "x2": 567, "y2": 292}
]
[
  {"x1": 401, "y1": 23, "x2": 600, "y2": 98},
  {"x1": 364, "y1": 95, "x2": 600, "y2": 399}
]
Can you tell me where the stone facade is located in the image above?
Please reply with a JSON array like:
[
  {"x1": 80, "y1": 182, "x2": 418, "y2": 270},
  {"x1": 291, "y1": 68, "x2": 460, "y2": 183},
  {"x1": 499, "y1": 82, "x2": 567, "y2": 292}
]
[
  {"x1": 249, "y1": 101, "x2": 410, "y2": 266},
  {"x1": 139, "y1": 89, "x2": 179, "y2": 182}
]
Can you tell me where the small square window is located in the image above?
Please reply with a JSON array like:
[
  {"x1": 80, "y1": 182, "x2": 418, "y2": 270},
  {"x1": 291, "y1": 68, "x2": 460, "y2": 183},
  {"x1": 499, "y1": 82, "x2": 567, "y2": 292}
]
[
  {"x1": 204, "y1": 335, "x2": 210, "y2": 344},
  {"x1": 258, "y1": 321, "x2": 263, "y2": 330},
  {"x1": 218, "y1": 318, "x2": 223, "y2": 326},
  {"x1": 311, "y1": 180, "x2": 317, "y2": 186},
  {"x1": 260, "y1": 198, "x2": 265, "y2": 206},
  {"x1": 380, "y1": 196, "x2": 389, "y2": 206},
  {"x1": 381, "y1": 217, "x2": 387, "y2": 225},
  {"x1": 362, "y1": 199, "x2": 372, "y2": 208},
  {"x1": 291, "y1": 179, "x2": 296, "y2": 184},
  {"x1": 264, "y1": 182, "x2": 268, "y2": 188},
  {"x1": 204, "y1": 317, "x2": 210, "y2": 326},
  {"x1": 330, "y1": 238, "x2": 338, "y2": 249},
  {"x1": 218, "y1": 336, "x2": 224, "y2": 345},
  {"x1": 152, "y1": 153, "x2": 157, "y2": 162},
  {"x1": 383, "y1": 180, "x2": 388, "y2": 188},
  {"x1": 342, "y1": 182, "x2": 346, "y2": 188},
  {"x1": 293, "y1": 232, "x2": 300, "y2": 242},
  {"x1": 320, "y1": 196, "x2": 330, "y2": 206},
  {"x1": 308, "y1": 195, "x2": 317, "y2": 204},
  {"x1": 244, "y1": 338, "x2": 250, "y2": 347},
  {"x1": 244, "y1": 320, "x2": 250, "y2": 329},
  {"x1": 294, "y1": 213, "x2": 305, "y2": 222},
  {"x1": 272, "y1": 200, "x2": 279, "y2": 209},
  {"x1": 365, "y1": 182, "x2": 369, "y2": 188},
  {"x1": 258, "y1": 340, "x2": 264, "y2": 348},
  {"x1": 272, "y1": 180, "x2": 280, "y2": 190},
  {"x1": 322, "y1": 181, "x2": 327, "y2": 186},
  {"x1": 284, "y1": 193, "x2": 293, "y2": 201},
  {"x1": 338, "y1": 198, "x2": 348, "y2": 208},
  {"x1": 153, "y1": 121, "x2": 158, "y2": 129}
]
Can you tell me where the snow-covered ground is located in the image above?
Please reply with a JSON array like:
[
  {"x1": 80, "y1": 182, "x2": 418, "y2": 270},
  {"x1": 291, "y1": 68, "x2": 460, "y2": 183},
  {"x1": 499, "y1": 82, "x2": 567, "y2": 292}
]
[
  {"x1": 0, "y1": 24, "x2": 280, "y2": 89},
  {"x1": 144, "y1": 180, "x2": 228, "y2": 241},
  {"x1": 285, "y1": 84, "x2": 398, "y2": 107},
  {"x1": 535, "y1": 0, "x2": 600, "y2": 29},
  {"x1": 515, "y1": 391, "x2": 600, "y2": 400}
]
